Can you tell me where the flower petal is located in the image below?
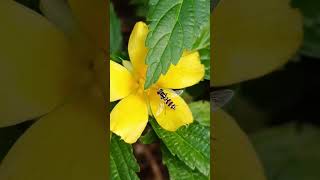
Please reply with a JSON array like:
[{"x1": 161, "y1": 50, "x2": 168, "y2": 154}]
[
  {"x1": 128, "y1": 22, "x2": 148, "y2": 76},
  {"x1": 110, "y1": 61, "x2": 137, "y2": 102},
  {"x1": 212, "y1": 0, "x2": 302, "y2": 86},
  {"x1": 149, "y1": 89, "x2": 193, "y2": 131},
  {"x1": 40, "y1": 0, "x2": 78, "y2": 37},
  {"x1": 0, "y1": 0, "x2": 88, "y2": 127},
  {"x1": 68, "y1": 0, "x2": 107, "y2": 51},
  {"x1": 40, "y1": 0, "x2": 95, "y2": 60},
  {"x1": 156, "y1": 51, "x2": 205, "y2": 89},
  {"x1": 213, "y1": 109, "x2": 266, "y2": 180},
  {"x1": 0, "y1": 94, "x2": 107, "y2": 180},
  {"x1": 110, "y1": 93, "x2": 148, "y2": 144}
]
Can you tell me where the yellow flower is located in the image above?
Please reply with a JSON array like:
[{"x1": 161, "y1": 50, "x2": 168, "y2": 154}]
[
  {"x1": 110, "y1": 22, "x2": 205, "y2": 144},
  {"x1": 0, "y1": 0, "x2": 107, "y2": 179}
]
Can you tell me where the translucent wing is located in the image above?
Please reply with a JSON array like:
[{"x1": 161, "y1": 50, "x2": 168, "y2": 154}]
[
  {"x1": 165, "y1": 89, "x2": 182, "y2": 98},
  {"x1": 211, "y1": 89, "x2": 234, "y2": 112},
  {"x1": 173, "y1": 89, "x2": 184, "y2": 95},
  {"x1": 156, "y1": 101, "x2": 165, "y2": 116}
]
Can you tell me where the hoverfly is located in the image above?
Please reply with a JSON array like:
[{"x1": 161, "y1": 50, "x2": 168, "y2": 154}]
[
  {"x1": 155, "y1": 88, "x2": 183, "y2": 116},
  {"x1": 211, "y1": 89, "x2": 234, "y2": 112}
]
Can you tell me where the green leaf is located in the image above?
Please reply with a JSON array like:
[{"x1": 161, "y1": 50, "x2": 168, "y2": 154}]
[
  {"x1": 189, "y1": 101, "x2": 210, "y2": 127},
  {"x1": 110, "y1": 3, "x2": 123, "y2": 54},
  {"x1": 110, "y1": 135, "x2": 140, "y2": 180},
  {"x1": 150, "y1": 119, "x2": 210, "y2": 175},
  {"x1": 192, "y1": 23, "x2": 210, "y2": 51},
  {"x1": 292, "y1": 0, "x2": 320, "y2": 58},
  {"x1": 144, "y1": 0, "x2": 210, "y2": 88},
  {"x1": 251, "y1": 123, "x2": 320, "y2": 180},
  {"x1": 199, "y1": 48, "x2": 210, "y2": 80},
  {"x1": 110, "y1": 52, "x2": 128, "y2": 63},
  {"x1": 139, "y1": 128, "x2": 158, "y2": 144},
  {"x1": 130, "y1": 0, "x2": 149, "y2": 17},
  {"x1": 193, "y1": 23, "x2": 210, "y2": 80},
  {"x1": 161, "y1": 145, "x2": 208, "y2": 180}
]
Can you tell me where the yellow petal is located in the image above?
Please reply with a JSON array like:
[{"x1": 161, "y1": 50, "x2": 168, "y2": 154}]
[
  {"x1": 128, "y1": 22, "x2": 148, "y2": 76},
  {"x1": 156, "y1": 51, "x2": 205, "y2": 89},
  {"x1": 110, "y1": 93, "x2": 148, "y2": 144},
  {"x1": 213, "y1": 109, "x2": 266, "y2": 180},
  {"x1": 40, "y1": 0, "x2": 95, "y2": 60},
  {"x1": 68, "y1": 0, "x2": 107, "y2": 51},
  {"x1": 149, "y1": 89, "x2": 193, "y2": 131},
  {"x1": 0, "y1": 0, "x2": 89, "y2": 127},
  {"x1": 40, "y1": 0, "x2": 78, "y2": 37},
  {"x1": 212, "y1": 0, "x2": 302, "y2": 86},
  {"x1": 0, "y1": 94, "x2": 107, "y2": 180},
  {"x1": 110, "y1": 61, "x2": 137, "y2": 102}
]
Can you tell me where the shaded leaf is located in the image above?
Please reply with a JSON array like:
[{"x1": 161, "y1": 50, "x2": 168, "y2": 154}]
[
  {"x1": 150, "y1": 119, "x2": 210, "y2": 175},
  {"x1": 162, "y1": 145, "x2": 208, "y2": 180},
  {"x1": 199, "y1": 48, "x2": 210, "y2": 80},
  {"x1": 139, "y1": 128, "x2": 158, "y2": 144},
  {"x1": 110, "y1": 3, "x2": 122, "y2": 54},
  {"x1": 130, "y1": 0, "x2": 149, "y2": 17},
  {"x1": 292, "y1": 0, "x2": 320, "y2": 58},
  {"x1": 189, "y1": 101, "x2": 210, "y2": 127},
  {"x1": 110, "y1": 135, "x2": 140, "y2": 180},
  {"x1": 251, "y1": 123, "x2": 320, "y2": 180}
]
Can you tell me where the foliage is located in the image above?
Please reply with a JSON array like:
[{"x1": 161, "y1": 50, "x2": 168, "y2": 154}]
[
  {"x1": 144, "y1": 0, "x2": 210, "y2": 88},
  {"x1": 292, "y1": 0, "x2": 320, "y2": 58},
  {"x1": 139, "y1": 128, "x2": 158, "y2": 144},
  {"x1": 150, "y1": 119, "x2": 210, "y2": 176},
  {"x1": 110, "y1": 3, "x2": 123, "y2": 54},
  {"x1": 110, "y1": 135, "x2": 140, "y2": 180},
  {"x1": 251, "y1": 124, "x2": 320, "y2": 180},
  {"x1": 161, "y1": 146, "x2": 208, "y2": 180},
  {"x1": 189, "y1": 101, "x2": 210, "y2": 127},
  {"x1": 130, "y1": 0, "x2": 149, "y2": 17}
]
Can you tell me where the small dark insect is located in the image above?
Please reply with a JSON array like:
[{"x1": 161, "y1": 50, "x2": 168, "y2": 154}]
[
  {"x1": 157, "y1": 88, "x2": 176, "y2": 110},
  {"x1": 211, "y1": 89, "x2": 234, "y2": 112}
]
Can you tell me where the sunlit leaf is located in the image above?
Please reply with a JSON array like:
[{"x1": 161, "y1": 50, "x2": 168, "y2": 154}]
[{"x1": 144, "y1": 0, "x2": 210, "y2": 88}]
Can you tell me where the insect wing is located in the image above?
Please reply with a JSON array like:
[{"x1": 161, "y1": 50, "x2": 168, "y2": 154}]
[
  {"x1": 173, "y1": 89, "x2": 184, "y2": 96},
  {"x1": 166, "y1": 89, "x2": 182, "y2": 98},
  {"x1": 156, "y1": 101, "x2": 165, "y2": 116},
  {"x1": 211, "y1": 89, "x2": 234, "y2": 111}
]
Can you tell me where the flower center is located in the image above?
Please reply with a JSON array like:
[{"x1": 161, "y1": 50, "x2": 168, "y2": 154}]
[
  {"x1": 136, "y1": 77, "x2": 146, "y2": 95},
  {"x1": 134, "y1": 76, "x2": 159, "y2": 98}
]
